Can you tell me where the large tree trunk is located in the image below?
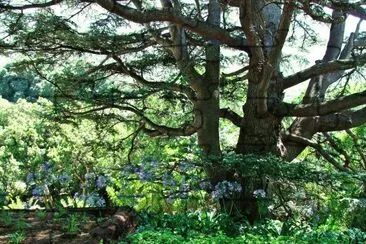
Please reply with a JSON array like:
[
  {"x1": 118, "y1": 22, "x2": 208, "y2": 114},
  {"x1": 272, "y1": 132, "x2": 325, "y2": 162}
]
[
  {"x1": 231, "y1": 80, "x2": 282, "y2": 222},
  {"x1": 198, "y1": 0, "x2": 224, "y2": 185},
  {"x1": 213, "y1": 0, "x2": 283, "y2": 221},
  {"x1": 236, "y1": 82, "x2": 282, "y2": 155},
  {"x1": 195, "y1": 82, "x2": 222, "y2": 184}
]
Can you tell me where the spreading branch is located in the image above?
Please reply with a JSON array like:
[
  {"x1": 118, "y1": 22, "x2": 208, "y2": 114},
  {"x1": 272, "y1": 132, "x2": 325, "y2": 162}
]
[
  {"x1": 110, "y1": 56, "x2": 196, "y2": 100},
  {"x1": 275, "y1": 90, "x2": 366, "y2": 117},
  {"x1": 95, "y1": 0, "x2": 249, "y2": 51},
  {"x1": 68, "y1": 104, "x2": 200, "y2": 137},
  {"x1": 346, "y1": 129, "x2": 366, "y2": 169},
  {"x1": 281, "y1": 53, "x2": 366, "y2": 89},
  {"x1": 315, "y1": 107, "x2": 366, "y2": 132},
  {"x1": 283, "y1": 132, "x2": 352, "y2": 172}
]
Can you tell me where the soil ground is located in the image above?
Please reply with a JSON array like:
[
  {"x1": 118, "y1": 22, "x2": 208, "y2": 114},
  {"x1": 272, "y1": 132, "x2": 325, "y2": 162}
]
[{"x1": 0, "y1": 209, "x2": 113, "y2": 243}]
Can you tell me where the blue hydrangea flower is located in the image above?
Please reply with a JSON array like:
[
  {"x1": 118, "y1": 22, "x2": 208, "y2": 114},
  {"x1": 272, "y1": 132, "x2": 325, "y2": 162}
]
[
  {"x1": 85, "y1": 173, "x2": 95, "y2": 182},
  {"x1": 199, "y1": 181, "x2": 212, "y2": 190},
  {"x1": 253, "y1": 189, "x2": 266, "y2": 198},
  {"x1": 211, "y1": 181, "x2": 242, "y2": 199},
  {"x1": 95, "y1": 197, "x2": 106, "y2": 207},
  {"x1": 166, "y1": 195, "x2": 175, "y2": 204},
  {"x1": 179, "y1": 161, "x2": 194, "y2": 172},
  {"x1": 32, "y1": 185, "x2": 46, "y2": 198},
  {"x1": 84, "y1": 193, "x2": 106, "y2": 207},
  {"x1": 123, "y1": 165, "x2": 134, "y2": 174},
  {"x1": 96, "y1": 176, "x2": 107, "y2": 189},
  {"x1": 180, "y1": 183, "x2": 190, "y2": 192},
  {"x1": 148, "y1": 161, "x2": 159, "y2": 170}
]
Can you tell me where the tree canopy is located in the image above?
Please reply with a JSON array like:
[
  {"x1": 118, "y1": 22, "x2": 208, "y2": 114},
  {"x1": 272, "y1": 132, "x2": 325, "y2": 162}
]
[{"x1": 1, "y1": 0, "x2": 366, "y2": 220}]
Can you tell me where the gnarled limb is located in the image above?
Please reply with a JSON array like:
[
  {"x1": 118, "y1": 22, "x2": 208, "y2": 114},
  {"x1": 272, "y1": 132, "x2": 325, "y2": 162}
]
[
  {"x1": 281, "y1": 107, "x2": 366, "y2": 161},
  {"x1": 219, "y1": 108, "x2": 242, "y2": 127},
  {"x1": 315, "y1": 107, "x2": 366, "y2": 132}
]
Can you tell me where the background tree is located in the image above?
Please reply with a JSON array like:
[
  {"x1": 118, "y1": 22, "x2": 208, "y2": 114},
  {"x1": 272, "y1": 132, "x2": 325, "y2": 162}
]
[
  {"x1": 0, "y1": 70, "x2": 53, "y2": 102},
  {"x1": 0, "y1": 0, "x2": 366, "y2": 220}
]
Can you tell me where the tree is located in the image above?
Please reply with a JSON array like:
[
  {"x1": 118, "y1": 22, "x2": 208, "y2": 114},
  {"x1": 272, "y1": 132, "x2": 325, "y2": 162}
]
[
  {"x1": 0, "y1": 71, "x2": 53, "y2": 102},
  {"x1": 1, "y1": 0, "x2": 366, "y2": 220}
]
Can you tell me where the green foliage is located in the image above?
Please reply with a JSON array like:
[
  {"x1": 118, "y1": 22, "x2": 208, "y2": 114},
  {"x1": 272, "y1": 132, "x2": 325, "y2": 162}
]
[
  {"x1": 126, "y1": 211, "x2": 366, "y2": 243},
  {"x1": 8, "y1": 231, "x2": 25, "y2": 244},
  {"x1": 0, "y1": 211, "x2": 12, "y2": 226},
  {"x1": 64, "y1": 214, "x2": 81, "y2": 234},
  {"x1": 138, "y1": 211, "x2": 241, "y2": 237},
  {"x1": 127, "y1": 230, "x2": 185, "y2": 244}
]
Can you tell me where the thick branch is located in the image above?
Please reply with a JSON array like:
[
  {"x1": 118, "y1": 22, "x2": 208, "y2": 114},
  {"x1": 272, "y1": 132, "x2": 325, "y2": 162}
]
[
  {"x1": 316, "y1": 0, "x2": 366, "y2": 21},
  {"x1": 95, "y1": 0, "x2": 249, "y2": 51},
  {"x1": 219, "y1": 108, "x2": 242, "y2": 127},
  {"x1": 275, "y1": 90, "x2": 366, "y2": 117},
  {"x1": 222, "y1": 65, "x2": 249, "y2": 78},
  {"x1": 239, "y1": 1, "x2": 264, "y2": 61},
  {"x1": 315, "y1": 107, "x2": 366, "y2": 132},
  {"x1": 282, "y1": 54, "x2": 366, "y2": 89},
  {"x1": 268, "y1": 1, "x2": 294, "y2": 69},
  {"x1": 222, "y1": 0, "x2": 366, "y2": 20}
]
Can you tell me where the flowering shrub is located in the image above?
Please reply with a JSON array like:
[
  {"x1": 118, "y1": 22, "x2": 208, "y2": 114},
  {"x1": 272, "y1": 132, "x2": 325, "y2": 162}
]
[{"x1": 211, "y1": 181, "x2": 242, "y2": 200}]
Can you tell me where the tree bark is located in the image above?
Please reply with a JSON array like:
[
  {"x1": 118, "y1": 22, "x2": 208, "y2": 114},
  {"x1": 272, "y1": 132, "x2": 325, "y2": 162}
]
[
  {"x1": 230, "y1": 0, "x2": 285, "y2": 221},
  {"x1": 198, "y1": 0, "x2": 223, "y2": 184}
]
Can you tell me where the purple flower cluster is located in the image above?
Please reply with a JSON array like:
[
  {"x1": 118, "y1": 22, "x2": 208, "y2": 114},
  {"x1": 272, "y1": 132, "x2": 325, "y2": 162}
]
[
  {"x1": 147, "y1": 161, "x2": 159, "y2": 170},
  {"x1": 136, "y1": 160, "x2": 161, "y2": 181},
  {"x1": 211, "y1": 181, "x2": 242, "y2": 200},
  {"x1": 84, "y1": 173, "x2": 96, "y2": 182},
  {"x1": 26, "y1": 173, "x2": 37, "y2": 184}
]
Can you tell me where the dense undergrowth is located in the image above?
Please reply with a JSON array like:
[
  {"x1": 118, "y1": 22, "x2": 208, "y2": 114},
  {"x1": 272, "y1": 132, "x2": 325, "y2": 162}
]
[
  {"x1": 126, "y1": 213, "x2": 366, "y2": 243},
  {"x1": 0, "y1": 98, "x2": 365, "y2": 243}
]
